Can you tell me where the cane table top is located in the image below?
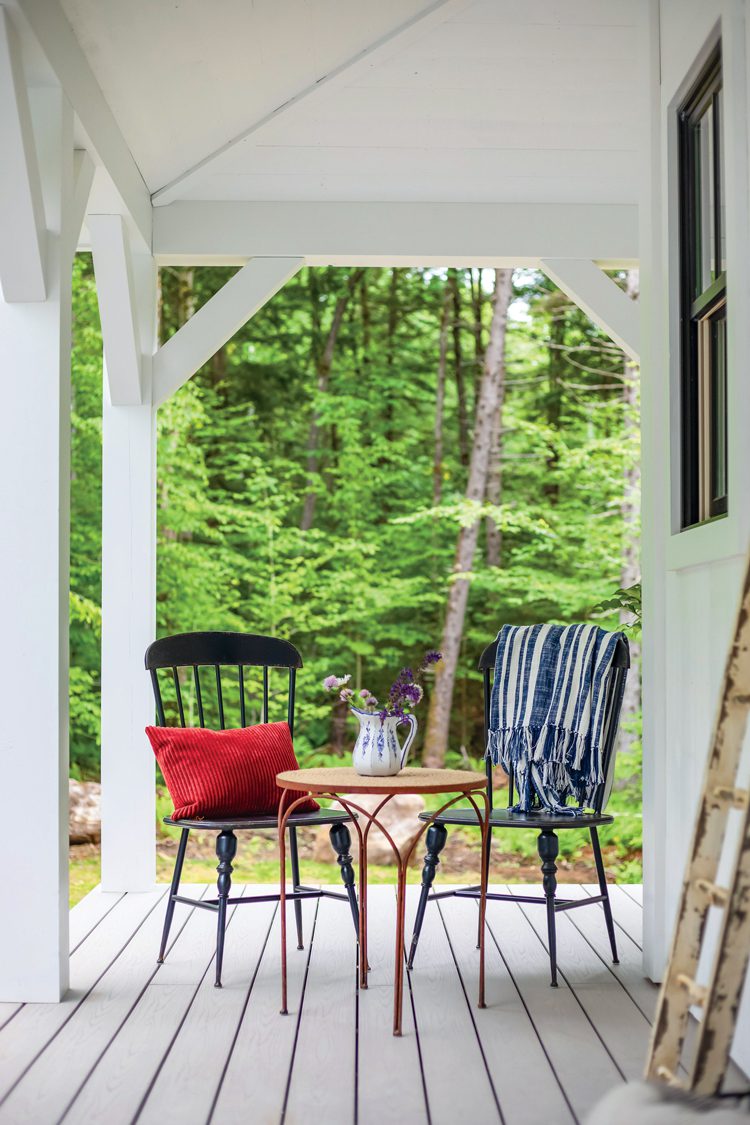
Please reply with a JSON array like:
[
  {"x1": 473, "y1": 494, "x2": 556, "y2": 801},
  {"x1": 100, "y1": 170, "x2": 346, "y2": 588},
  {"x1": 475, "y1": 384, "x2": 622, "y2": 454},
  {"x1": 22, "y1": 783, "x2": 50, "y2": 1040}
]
[{"x1": 276, "y1": 765, "x2": 487, "y2": 796}]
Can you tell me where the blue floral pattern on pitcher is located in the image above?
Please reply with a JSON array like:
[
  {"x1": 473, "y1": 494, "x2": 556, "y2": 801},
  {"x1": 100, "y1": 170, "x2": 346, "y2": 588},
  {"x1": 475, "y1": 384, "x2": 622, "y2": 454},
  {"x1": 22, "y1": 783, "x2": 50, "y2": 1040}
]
[{"x1": 350, "y1": 707, "x2": 418, "y2": 777}]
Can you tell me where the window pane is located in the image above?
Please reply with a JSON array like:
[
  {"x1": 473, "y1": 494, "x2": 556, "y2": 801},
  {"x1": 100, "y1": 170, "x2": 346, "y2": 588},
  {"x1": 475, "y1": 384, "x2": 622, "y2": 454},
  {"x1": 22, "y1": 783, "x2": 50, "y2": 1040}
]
[
  {"x1": 716, "y1": 88, "x2": 726, "y2": 274},
  {"x1": 710, "y1": 311, "x2": 727, "y2": 507},
  {"x1": 697, "y1": 101, "x2": 716, "y2": 294}
]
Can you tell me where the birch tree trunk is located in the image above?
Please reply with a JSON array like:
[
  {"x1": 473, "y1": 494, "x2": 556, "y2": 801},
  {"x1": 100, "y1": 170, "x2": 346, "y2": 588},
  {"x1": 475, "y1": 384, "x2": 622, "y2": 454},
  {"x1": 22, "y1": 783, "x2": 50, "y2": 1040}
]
[
  {"x1": 422, "y1": 269, "x2": 514, "y2": 768},
  {"x1": 300, "y1": 268, "x2": 364, "y2": 531},
  {"x1": 433, "y1": 285, "x2": 452, "y2": 505},
  {"x1": 619, "y1": 269, "x2": 641, "y2": 751}
]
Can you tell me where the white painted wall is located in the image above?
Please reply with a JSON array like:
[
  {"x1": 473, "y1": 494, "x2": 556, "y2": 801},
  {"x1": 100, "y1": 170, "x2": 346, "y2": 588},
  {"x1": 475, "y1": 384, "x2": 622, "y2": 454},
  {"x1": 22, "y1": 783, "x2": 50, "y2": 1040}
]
[{"x1": 641, "y1": 0, "x2": 750, "y2": 1073}]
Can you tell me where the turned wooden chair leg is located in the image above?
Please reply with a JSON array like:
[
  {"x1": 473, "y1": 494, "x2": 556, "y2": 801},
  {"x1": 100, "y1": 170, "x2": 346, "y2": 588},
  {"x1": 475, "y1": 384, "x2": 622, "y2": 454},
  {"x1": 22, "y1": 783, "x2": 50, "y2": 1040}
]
[
  {"x1": 407, "y1": 822, "x2": 448, "y2": 970},
  {"x1": 215, "y1": 829, "x2": 237, "y2": 988},
  {"x1": 330, "y1": 822, "x2": 360, "y2": 936},
  {"x1": 538, "y1": 829, "x2": 559, "y2": 987}
]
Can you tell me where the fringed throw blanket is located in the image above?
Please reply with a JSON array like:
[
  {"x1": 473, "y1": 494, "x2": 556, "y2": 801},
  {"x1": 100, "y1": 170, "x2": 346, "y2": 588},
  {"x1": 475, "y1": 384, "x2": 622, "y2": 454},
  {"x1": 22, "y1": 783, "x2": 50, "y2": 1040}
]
[{"x1": 486, "y1": 624, "x2": 627, "y2": 815}]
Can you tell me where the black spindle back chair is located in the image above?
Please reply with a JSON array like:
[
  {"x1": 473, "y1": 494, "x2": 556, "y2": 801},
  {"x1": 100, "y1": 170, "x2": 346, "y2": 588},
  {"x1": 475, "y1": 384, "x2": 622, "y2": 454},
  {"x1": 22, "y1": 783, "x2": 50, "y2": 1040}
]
[
  {"x1": 407, "y1": 630, "x2": 630, "y2": 986},
  {"x1": 146, "y1": 631, "x2": 359, "y2": 987}
]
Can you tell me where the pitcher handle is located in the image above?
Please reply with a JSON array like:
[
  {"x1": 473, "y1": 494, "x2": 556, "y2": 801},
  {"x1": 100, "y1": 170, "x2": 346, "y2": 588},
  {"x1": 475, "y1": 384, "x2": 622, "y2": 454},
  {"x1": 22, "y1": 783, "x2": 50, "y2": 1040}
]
[{"x1": 400, "y1": 713, "x2": 418, "y2": 768}]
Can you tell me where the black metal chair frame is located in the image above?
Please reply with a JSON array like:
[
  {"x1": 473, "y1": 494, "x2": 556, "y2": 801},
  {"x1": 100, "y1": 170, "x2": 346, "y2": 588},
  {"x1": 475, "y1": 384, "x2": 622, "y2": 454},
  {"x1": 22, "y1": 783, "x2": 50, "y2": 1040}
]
[
  {"x1": 146, "y1": 631, "x2": 360, "y2": 987},
  {"x1": 407, "y1": 631, "x2": 630, "y2": 986}
]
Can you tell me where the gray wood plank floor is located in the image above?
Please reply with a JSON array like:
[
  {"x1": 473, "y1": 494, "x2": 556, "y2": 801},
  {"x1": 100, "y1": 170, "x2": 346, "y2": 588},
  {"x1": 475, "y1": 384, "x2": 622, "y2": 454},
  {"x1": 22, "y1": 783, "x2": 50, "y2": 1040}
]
[{"x1": 0, "y1": 884, "x2": 656, "y2": 1125}]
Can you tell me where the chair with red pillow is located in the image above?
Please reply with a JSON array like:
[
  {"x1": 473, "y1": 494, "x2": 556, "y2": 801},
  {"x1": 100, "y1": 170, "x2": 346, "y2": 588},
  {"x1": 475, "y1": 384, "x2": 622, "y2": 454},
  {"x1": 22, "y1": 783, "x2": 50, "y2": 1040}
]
[{"x1": 145, "y1": 631, "x2": 358, "y2": 987}]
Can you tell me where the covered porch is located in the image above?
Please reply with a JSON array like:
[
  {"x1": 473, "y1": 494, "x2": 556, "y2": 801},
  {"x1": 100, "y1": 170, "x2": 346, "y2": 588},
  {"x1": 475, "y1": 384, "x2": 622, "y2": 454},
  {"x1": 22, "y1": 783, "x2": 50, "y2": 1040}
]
[{"x1": 2, "y1": 0, "x2": 750, "y2": 1117}]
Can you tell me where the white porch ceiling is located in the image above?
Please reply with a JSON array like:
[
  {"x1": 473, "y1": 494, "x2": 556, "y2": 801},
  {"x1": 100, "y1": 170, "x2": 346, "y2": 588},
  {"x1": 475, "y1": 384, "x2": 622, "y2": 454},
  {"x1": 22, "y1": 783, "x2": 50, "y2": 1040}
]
[{"x1": 58, "y1": 0, "x2": 640, "y2": 207}]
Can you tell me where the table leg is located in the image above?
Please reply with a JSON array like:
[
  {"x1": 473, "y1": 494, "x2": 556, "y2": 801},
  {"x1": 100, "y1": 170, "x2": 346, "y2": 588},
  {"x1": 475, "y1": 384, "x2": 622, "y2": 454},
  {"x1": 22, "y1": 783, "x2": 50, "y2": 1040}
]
[
  {"x1": 278, "y1": 791, "x2": 315, "y2": 1016},
  {"x1": 278, "y1": 795, "x2": 288, "y2": 1016},
  {"x1": 393, "y1": 858, "x2": 408, "y2": 1036},
  {"x1": 467, "y1": 790, "x2": 490, "y2": 1010},
  {"x1": 360, "y1": 832, "x2": 369, "y2": 988}
]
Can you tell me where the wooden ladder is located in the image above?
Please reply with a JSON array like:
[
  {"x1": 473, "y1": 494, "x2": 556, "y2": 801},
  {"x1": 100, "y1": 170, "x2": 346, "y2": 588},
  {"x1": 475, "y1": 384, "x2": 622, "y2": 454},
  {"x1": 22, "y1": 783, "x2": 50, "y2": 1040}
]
[{"x1": 645, "y1": 555, "x2": 750, "y2": 1094}]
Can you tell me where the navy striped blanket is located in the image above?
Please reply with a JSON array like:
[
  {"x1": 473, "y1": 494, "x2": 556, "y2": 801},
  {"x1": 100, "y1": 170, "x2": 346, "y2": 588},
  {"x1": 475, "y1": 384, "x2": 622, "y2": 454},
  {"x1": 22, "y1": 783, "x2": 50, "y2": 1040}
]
[{"x1": 486, "y1": 624, "x2": 627, "y2": 815}]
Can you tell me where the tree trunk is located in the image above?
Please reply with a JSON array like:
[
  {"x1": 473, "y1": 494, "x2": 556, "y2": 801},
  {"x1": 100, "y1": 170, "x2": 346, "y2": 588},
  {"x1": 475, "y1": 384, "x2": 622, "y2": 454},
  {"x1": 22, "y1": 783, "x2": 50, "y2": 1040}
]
[
  {"x1": 619, "y1": 269, "x2": 641, "y2": 752},
  {"x1": 300, "y1": 268, "x2": 364, "y2": 531},
  {"x1": 433, "y1": 285, "x2": 452, "y2": 505},
  {"x1": 486, "y1": 403, "x2": 504, "y2": 566},
  {"x1": 422, "y1": 269, "x2": 514, "y2": 768},
  {"x1": 448, "y1": 269, "x2": 470, "y2": 468}
]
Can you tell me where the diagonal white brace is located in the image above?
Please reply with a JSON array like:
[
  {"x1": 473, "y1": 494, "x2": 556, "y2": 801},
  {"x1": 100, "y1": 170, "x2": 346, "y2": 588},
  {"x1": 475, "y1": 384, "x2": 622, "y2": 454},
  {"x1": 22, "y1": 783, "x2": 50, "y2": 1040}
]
[
  {"x1": 152, "y1": 256, "x2": 303, "y2": 406},
  {"x1": 540, "y1": 259, "x2": 640, "y2": 361}
]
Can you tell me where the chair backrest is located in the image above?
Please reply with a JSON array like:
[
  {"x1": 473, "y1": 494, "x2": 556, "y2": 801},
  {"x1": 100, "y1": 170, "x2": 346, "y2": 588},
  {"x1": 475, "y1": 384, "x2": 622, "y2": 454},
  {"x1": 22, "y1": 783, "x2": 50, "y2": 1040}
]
[
  {"x1": 478, "y1": 629, "x2": 630, "y2": 814},
  {"x1": 145, "y1": 631, "x2": 303, "y2": 734}
]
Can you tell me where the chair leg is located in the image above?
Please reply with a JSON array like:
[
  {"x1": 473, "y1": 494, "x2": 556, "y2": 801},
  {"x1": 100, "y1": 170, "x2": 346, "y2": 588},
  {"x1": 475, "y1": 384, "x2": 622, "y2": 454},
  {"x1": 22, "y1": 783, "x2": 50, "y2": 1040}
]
[
  {"x1": 538, "y1": 830, "x2": 559, "y2": 987},
  {"x1": 590, "y1": 826, "x2": 619, "y2": 964},
  {"x1": 288, "y1": 826, "x2": 305, "y2": 951},
  {"x1": 329, "y1": 822, "x2": 360, "y2": 937},
  {"x1": 157, "y1": 827, "x2": 190, "y2": 963},
  {"x1": 214, "y1": 829, "x2": 237, "y2": 988},
  {"x1": 407, "y1": 823, "x2": 448, "y2": 970}
]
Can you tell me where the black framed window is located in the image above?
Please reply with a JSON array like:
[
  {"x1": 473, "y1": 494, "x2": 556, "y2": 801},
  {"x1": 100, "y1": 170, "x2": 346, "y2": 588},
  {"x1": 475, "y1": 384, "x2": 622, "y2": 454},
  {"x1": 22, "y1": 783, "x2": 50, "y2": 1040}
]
[{"x1": 678, "y1": 45, "x2": 727, "y2": 528}]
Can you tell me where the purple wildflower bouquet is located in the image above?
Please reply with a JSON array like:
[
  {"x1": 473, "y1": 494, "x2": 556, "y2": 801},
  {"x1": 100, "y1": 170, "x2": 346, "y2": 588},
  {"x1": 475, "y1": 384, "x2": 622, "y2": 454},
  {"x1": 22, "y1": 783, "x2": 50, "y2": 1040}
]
[{"x1": 323, "y1": 650, "x2": 442, "y2": 724}]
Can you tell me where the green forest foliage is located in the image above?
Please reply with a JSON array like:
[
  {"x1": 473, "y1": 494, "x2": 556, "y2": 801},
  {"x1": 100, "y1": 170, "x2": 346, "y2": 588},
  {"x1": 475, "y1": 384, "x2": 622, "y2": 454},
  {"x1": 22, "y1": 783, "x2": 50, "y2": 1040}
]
[{"x1": 69, "y1": 258, "x2": 639, "y2": 801}]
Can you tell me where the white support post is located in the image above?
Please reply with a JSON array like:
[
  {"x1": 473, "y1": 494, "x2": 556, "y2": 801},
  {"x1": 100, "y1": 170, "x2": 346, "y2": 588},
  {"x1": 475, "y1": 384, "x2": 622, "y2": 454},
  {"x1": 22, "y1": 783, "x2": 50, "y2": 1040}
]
[
  {"x1": 152, "y1": 256, "x2": 302, "y2": 405},
  {"x1": 0, "y1": 6, "x2": 46, "y2": 302},
  {"x1": 540, "y1": 258, "x2": 640, "y2": 361},
  {"x1": 99, "y1": 240, "x2": 157, "y2": 893},
  {"x1": 0, "y1": 88, "x2": 72, "y2": 1002}
]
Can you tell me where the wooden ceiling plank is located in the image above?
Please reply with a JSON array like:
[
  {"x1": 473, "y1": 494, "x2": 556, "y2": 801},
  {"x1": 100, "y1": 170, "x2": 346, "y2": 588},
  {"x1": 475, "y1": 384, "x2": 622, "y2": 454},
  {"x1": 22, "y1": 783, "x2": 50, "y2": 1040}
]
[{"x1": 151, "y1": 0, "x2": 474, "y2": 206}]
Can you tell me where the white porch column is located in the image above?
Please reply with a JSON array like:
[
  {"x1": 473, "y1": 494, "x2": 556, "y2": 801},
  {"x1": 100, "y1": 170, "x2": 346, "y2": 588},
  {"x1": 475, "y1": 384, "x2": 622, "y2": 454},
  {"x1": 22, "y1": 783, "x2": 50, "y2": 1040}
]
[
  {"x1": 0, "y1": 88, "x2": 73, "y2": 1002},
  {"x1": 98, "y1": 241, "x2": 157, "y2": 893}
]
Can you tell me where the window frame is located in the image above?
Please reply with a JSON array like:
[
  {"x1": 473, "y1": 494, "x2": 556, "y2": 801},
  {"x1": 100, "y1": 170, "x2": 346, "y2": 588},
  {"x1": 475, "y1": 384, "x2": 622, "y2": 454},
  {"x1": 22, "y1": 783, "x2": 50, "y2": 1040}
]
[{"x1": 678, "y1": 44, "x2": 727, "y2": 529}]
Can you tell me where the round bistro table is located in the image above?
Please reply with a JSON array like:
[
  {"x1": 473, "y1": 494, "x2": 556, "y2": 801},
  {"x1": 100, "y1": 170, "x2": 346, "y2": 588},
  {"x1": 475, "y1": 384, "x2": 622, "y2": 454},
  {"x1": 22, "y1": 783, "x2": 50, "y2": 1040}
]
[{"x1": 276, "y1": 766, "x2": 489, "y2": 1036}]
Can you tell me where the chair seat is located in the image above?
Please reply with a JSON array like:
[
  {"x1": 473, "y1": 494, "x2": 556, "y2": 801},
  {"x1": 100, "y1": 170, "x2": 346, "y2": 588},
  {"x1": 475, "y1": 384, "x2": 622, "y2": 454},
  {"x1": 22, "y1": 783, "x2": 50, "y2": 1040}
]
[
  {"x1": 419, "y1": 807, "x2": 614, "y2": 830},
  {"x1": 164, "y1": 808, "x2": 354, "y2": 831}
]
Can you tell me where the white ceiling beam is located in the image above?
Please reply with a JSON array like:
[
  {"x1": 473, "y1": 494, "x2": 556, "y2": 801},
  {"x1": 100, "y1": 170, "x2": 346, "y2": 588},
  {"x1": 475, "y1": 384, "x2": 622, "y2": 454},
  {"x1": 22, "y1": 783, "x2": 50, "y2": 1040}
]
[
  {"x1": 89, "y1": 214, "x2": 143, "y2": 406},
  {"x1": 63, "y1": 149, "x2": 94, "y2": 266},
  {"x1": 0, "y1": 6, "x2": 46, "y2": 302},
  {"x1": 153, "y1": 201, "x2": 639, "y2": 268},
  {"x1": 540, "y1": 258, "x2": 640, "y2": 360},
  {"x1": 152, "y1": 256, "x2": 303, "y2": 407},
  {"x1": 152, "y1": 0, "x2": 472, "y2": 205},
  {"x1": 13, "y1": 0, "x2": 151, "y2": 249}
]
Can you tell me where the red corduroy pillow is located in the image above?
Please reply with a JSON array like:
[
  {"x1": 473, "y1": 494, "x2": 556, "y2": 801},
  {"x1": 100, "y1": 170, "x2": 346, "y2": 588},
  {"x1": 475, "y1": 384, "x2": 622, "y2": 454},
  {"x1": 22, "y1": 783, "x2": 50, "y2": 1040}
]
[{"x1": 145, "y1": 721, "x2": 318, "y2": 820}]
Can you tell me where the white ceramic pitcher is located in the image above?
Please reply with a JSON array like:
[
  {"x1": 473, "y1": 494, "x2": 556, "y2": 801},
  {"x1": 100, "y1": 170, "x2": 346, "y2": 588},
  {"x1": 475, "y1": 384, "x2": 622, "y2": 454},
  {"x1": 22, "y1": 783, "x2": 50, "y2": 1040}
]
[{"x1": 351, "y1": 706, "x2": 418, "y2": 776}]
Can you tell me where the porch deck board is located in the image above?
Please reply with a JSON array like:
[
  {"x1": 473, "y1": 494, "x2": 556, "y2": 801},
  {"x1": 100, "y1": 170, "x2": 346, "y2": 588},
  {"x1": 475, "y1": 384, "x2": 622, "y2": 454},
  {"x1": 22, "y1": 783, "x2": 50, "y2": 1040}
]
[
  {"x1": 0, "y1": 884, "x2": 659, "y2": 1125},
  {"x1": 510, "y1": 886, "x2": 651, "y2": 1080}
]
